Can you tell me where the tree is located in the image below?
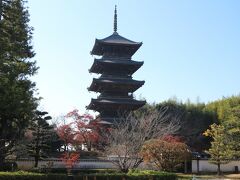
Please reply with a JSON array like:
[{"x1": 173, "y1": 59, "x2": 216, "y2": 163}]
[
  {"x1": 0, "y1": 0, "x2": 38, "y2": 165},
  {"x1": 60, "y1": 152, "x2": 79, "y2": 175},
  {"x1": 156, "y1": 99, "x2": 215, "y2": 152},
  {"x1": 57, "y1": 123, "x2": 75, "y2": 152},
  {"x1": 57, "y1": 122, "x2": 80, "y2": 174},
  {"x1": 104, "y1": 108, "x2": 180, "y2": 173},
  {"x1": 27, "y1": 111, "x2": 53, "y2": 167},
  {"x1": 0, "y1": 0, "x2": 2, "y2": 20},
  {"x1": 205, "y1": 96, "x2": 240, "y2": 158},
  {"x1": 56, "y1": 110, "x2": 98, "y2": 172},
  {"x1": 46, "y1": 129, "x2": 63, "y2": 155},
  {"x1": 140, "y1": 136, "x2": 189, "y2": 171},
  {"x1": 203, "y1": 123, "x2": 234, "y2": 175},
  {"x1": 66, "y1": 109, "x2": 100, "y2": 151},
  {"x1": 229, "y1": 105, "x2": 240, "y2": 158}
]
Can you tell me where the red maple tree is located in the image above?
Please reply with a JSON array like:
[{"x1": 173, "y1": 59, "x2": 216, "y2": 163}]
[
  {"x1": 56, "y1": 109, "x2": 103, "y2": 172},
  {"x1": 60, "y1": 152, "x2": 80, "y2": 170},
  {"x1": 161, "y1": 134, "x2": 184, "y2": 143},
  {"x1": 141, "y1": 136, "x2": 189, "y2": 171},
  {"x1": 66, "y1": 109, "x2": 101, "y2": 151},
  {"x1": 57, "y1": 123, "x2": 75, "y2": 151}
]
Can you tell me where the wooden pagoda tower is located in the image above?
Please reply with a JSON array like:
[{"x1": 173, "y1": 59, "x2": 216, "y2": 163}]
[{"x1": 87, "y1": 6, "x2": 146, "y2": 124}]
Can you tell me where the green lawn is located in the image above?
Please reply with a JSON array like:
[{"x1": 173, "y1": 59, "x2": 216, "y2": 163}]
[
  {"x1": 0, "y1": 170, "x2": 177, "y2": 180},
  {"x1": 177, "y1": 173, "x2": 240, "y2": 179}
]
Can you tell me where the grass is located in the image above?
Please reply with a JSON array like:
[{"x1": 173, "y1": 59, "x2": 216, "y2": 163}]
[
  {"x1": 0, "y1": 171, "x2": 42, "y2": 175},
  {"x1": 2, "y1": 170, "x2": 240, "y2": 179},
  {"x1": 177, "y1": 173, "x2": 240, "y2": 179},
  {"x1": 0, "y1": 170, "x2": 177, "y2": 180}
]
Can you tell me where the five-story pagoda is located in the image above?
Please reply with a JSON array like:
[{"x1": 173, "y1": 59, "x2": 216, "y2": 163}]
[{"x1": 87, "y1": 6, "x2": 146, "y2": 124}]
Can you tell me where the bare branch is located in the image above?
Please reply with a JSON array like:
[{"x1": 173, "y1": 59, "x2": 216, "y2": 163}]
[{"x1": 104, "y1": 106, "x2": 180, "y2": 172}]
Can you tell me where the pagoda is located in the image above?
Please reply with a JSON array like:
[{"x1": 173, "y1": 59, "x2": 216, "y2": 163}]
[{"x1": 87, "y1": 6, "x2": 146, "y2": 124}]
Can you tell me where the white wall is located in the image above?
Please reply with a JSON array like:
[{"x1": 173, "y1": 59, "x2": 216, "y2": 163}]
[
  {"x1": 16, "y1": 158, "x2": 153, "y2": 170},
  {"x1": 16, "y1": 158, "x2": 116, "y2": 170},
  {"x1": 192, "y1": 159, "x2": 240, "y2": 173}
]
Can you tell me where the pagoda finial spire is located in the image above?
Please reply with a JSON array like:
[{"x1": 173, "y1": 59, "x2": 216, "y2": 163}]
[{"x1": 114, "y1": 5, "x2": 117, "y2": 33}]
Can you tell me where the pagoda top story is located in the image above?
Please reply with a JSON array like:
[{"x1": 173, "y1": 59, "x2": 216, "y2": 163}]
[{"x1": 90, "y1": 6, "x2": 142, "y2": 57}]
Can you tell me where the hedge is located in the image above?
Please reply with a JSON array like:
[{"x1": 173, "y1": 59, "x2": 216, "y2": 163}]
[{"x1": 0, "y1": 171, "x2": 177, "y2": 180}]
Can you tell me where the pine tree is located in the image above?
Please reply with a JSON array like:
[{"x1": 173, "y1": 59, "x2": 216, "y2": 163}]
[
  {"x1": 27, "y1": 111, "x2": 53, "y2": 168},
  {"x1": 0, "y1": 0, "x2": 38, "y2": 165},
  {"x1": 203, "y1": 124, "x2": 234, "y2": 175}
]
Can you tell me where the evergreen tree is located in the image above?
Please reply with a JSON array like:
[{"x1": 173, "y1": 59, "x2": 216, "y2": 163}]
[
  {"x1": 27, "y1": 111, "x2": 53, "y2": 168},
  {"x1": 0, "y1": 0, "x2": 38, "y2": 165},
  {"x1": 203, "y1": 124, "x2": 234, "y2": 175},
  {"x1": 154, "y1": 99, "x2": 215, "y2": 152},
  {"x1": 205, "y1": 96, "x2": 240, "y2": 158},
  {"x1": 0, "y1": 0, "x2": 2, "y2": 20}
]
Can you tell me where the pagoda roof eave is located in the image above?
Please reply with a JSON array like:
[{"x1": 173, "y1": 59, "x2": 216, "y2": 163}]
[
  {"x1": 97, "y1": 33, "x2": 142, "y2": 45},
  {"x1": 91, "y1": 33, "x2": 142, "y2": 56},
  {"x1": 89, "y1": 59, "x2": 144, "y2": 74},
  {"x1": 88, "y1": 78, "x2": 145, "y2": 92},
  {"x1": 92, "y1": 77, "x2": 145, "y2": 85},
  {"x1": 86, "y1": 98, "x2": 146, "y2": 111},
  {"x1": 94, "y1": 58, "x2": 144, "y2": 65}
]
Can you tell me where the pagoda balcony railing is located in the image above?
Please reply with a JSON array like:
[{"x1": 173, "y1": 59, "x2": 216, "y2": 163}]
[
  {"x1": 97, "y1": 94, "x2": 134, "y2": 99},
  {"x1": 100, "y1": 74, "x2": 132, "y2": 79},
  {"x1": 101, "y1": 56, "x2": 131, "y2": 61}
]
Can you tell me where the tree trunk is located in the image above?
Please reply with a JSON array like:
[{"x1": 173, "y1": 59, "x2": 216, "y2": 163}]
[
  {"x1": 217, "y1": 163, "x2": 221, "y2": 176},
  {"x1": 0, "y1": 0, "x2": 2, "y2": 21},
  {"x1": 196, "y1": 158, "x2": 200, "y2": 174},
  {"x1": 0, "y1": 141, "x2": 6, "y2": 168},
  {"x1": 120, "y1": 167, "x2": 129, "y2": 173},
  {"x1": 34, "y1": 156, "x2": 39, "y2": 167},
  {"x1": 184, "y1": 159, "x2": 188, "y2": 173},
  {"x1": 87, "y1": 142, "x2": 91, "y2": 151},
  {"x1": 132, "y1": 158, "x2": 143, "y2": 169},
  {"x1": 0, "y1": 153, "x2": 5, "y2": 169}
]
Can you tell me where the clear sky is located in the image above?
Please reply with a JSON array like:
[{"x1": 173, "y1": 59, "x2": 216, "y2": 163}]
[{"x1": 27, "y1": 0, "x2": 240, "y2": 117}]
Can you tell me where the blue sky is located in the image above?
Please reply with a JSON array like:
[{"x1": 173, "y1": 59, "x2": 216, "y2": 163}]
[{"x1": 27, "y1": 0, "x2": 240, "y2": 117}]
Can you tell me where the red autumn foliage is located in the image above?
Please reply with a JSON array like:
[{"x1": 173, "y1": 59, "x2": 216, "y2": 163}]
[
  {"x1": 141, "y1": 137, "x2": 190, "y2": 171},
  {"x1": 56, "y1": 109, "x2": 105, "y2": 171},
  {"x1": 67, "y1": 109, "x2": 101, "y2": 151},
  {"x1": 56, "y1": 109, "x2": 102, "y2": 151},
  {"x1": 161, "y1": 134, "x2": 184, "y2": 143},
  {"x1": 57, "y1": 123, "x2": 75, "y2": 151},
  {"x1": 56, "y1": 109, "x2": 98, "y2": 171},
  {"x1": 61, "y1": 152, "x2": 80, "y2": 169}
]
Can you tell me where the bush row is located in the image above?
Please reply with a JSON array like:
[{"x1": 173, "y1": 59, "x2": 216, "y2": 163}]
[{"x1": 0, "y1": 171, "x2": 177, "y2": 180}]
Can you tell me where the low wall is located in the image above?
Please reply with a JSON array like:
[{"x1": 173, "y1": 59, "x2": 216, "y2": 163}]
[
  {"x1": 16, "y1": 158, "x2": 116, "y2": 170},
  {"x1": 192, "y1": 159, "x2": 240, "y2": 173}
]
